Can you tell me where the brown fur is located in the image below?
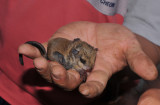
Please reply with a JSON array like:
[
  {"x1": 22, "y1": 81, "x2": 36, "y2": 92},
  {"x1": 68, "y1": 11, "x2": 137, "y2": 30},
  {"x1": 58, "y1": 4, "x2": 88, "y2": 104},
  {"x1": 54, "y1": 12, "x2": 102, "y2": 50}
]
[
  {"x1": 19, "y1": 38, "x2": 97, "y2": 82},
  {"x1": 47, "y1": 38, "x2": 97, "y2": 80}
]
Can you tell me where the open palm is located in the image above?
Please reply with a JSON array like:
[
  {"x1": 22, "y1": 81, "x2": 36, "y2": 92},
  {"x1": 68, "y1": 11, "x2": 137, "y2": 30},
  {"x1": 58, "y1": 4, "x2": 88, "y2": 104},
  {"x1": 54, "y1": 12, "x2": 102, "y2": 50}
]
[{"x1": 18, "y1": 21, "x2": 158, "y2": 98}]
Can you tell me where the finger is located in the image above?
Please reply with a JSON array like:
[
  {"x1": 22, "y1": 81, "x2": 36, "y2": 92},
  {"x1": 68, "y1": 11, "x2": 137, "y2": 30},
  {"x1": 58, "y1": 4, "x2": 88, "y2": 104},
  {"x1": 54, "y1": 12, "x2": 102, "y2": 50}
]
[
  {"x1": 33, "y1": 57, "x2": 53, "y2": 82},
  {"x1": 138, "y1": 89, "x2": 160, "y2": 105},
  {"x1": 18, "y1": 44, "x2": 41, "y2": 59},
  {"x1": 126, "y1": 42, "x2": 158, "y2": 80},
  {"x1": 79, "y1": 71, "x2": 109, "y2": 98},
  {"x1": 18, "y1": 42, "x2": 47, "y2": 59},
  {"x1": 79, "y1": 55, "x2": 113, "y2": 98},
  {"x1": 49, "y1": 62, "x2": 83, "y2": 90}
]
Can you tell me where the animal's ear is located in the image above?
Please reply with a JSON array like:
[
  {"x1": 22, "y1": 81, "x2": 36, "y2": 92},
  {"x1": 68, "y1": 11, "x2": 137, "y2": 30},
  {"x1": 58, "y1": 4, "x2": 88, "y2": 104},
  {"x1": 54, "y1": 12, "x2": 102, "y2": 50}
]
[
  {"x1": 71, "y1": 48, "x2": 79, "y2": 55},
  {"x1": 95, "y1": 48, "x2": 98, "y2": 51},
  {"x1": 73, "y1": 38, "x2": 80, "y2": 42}
]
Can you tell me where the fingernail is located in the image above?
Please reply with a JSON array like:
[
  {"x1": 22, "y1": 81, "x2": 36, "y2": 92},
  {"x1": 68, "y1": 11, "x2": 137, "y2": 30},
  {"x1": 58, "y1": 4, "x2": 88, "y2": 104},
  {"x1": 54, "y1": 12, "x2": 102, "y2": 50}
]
[
  {"x1": 52, "y1": 74, "x2": 59, "y2": 80},
  {"x1": 81, "y1": 88, "x2": 89, "y2": 96},
  {"x1": 52, "y1": 70, "x2": 61, "y2": 80},
  {"x1": 35, "y1": 66, "x2": 42, "y2": 71}
]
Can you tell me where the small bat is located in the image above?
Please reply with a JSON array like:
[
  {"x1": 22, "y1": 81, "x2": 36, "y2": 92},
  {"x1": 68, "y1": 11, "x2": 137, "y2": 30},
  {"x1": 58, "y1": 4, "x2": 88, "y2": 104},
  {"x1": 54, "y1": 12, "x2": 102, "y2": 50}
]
[{"x1": 19, "y1": 38, "x2": 98, "y2": 81}]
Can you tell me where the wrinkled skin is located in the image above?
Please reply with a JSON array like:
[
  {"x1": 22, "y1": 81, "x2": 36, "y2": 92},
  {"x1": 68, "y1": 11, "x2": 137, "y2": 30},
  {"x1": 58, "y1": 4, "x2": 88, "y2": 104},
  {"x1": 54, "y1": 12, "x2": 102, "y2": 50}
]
[{"x1": 18, "y1": 21, "x2": 160, "y2": 104}]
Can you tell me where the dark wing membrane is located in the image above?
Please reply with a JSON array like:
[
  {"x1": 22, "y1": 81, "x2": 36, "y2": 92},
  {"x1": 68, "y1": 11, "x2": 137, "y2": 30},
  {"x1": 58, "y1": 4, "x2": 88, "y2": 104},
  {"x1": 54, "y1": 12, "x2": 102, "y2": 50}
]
[{"x1": 19, "y1": 41, "x2": 46, "y2": 65}]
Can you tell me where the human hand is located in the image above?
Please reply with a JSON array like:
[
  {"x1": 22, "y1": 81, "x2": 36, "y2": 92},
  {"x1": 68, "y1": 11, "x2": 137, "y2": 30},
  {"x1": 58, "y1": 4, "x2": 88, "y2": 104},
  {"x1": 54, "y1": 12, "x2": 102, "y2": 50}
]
[
  {"x1": 108, "y1": 76, "x2": 160, "y2": 105},
  {"x1": 138, "y1": 89, "x2": 160, "y2": 105},
  {"x1": 137, "y1": 76, "x2": 160, "y2": 105},
  {"x1": 18, "y1": 21, "x2": 159, "y2": 98}
]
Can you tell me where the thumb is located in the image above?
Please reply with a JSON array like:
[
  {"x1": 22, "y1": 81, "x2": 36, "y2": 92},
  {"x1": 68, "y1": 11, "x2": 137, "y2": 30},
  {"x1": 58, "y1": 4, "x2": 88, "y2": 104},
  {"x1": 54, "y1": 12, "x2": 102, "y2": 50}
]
[
  {"x1": 18, "y1": 42, "x2": 48, "y2": 59},
  {"x1": 125, "y1": 40, "x2": 158, "y2": 80},
  {"x1": 79, "y1": 54, "x2": 113, "y2": 98}
]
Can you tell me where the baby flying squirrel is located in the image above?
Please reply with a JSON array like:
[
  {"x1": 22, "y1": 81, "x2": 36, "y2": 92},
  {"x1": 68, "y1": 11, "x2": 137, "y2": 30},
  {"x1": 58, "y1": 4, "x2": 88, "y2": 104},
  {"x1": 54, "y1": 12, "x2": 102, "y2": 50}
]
[{"x1": 19, "y1": 38, "x2": 98, "y2": 81}]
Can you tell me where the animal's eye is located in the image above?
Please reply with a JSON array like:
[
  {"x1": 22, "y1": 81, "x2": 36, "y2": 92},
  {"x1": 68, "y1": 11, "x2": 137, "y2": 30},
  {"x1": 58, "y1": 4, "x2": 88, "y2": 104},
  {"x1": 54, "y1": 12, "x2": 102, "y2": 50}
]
[
  {"x1": 72, "y1": 49, "x2": 79, "y2": 55},
  {"x1": 80, "y1": 57, "x2": 86, "y2": 64}
]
